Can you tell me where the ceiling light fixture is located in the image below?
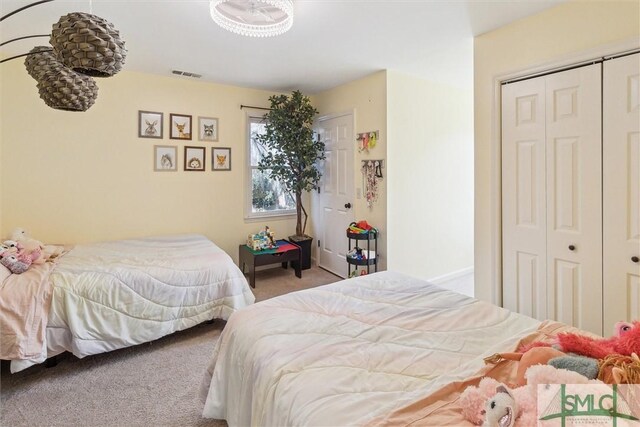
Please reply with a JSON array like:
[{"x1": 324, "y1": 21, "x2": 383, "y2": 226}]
[
  {"x1": 50, "y1": 12, "x2": 127, "y2": 78},
  {"x1": 1, "y1": 1, "x2": 125, "y2": 112},
  {"x1": 24, "y1": 46, "x2": 99, "y2": 112},
  {"x1": 210, "y1": 0, "x2": 293, "y2": 38}
]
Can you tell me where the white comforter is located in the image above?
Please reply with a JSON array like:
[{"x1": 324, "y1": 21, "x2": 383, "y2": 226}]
[
  {"x1": 11, "y1": 234, "x2": 254, "y2": 372},
  {"x1": 202, "y1": 271, "x2": 540, "y2": 426}
]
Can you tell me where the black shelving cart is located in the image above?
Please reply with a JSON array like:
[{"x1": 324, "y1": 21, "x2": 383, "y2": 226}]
[{"x1": 346, "y1": 229, "x2": 378, "y2": 277}]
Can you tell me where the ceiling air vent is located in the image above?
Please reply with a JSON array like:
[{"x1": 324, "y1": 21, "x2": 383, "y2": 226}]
[{"x1": 171, "y1": 70, "x2": 202, "y2": 79}]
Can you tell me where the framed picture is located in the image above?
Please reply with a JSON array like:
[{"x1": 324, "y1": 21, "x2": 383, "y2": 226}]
[
  {"x1": 184, "y1": 146, "x2": 206, "y2": 171},
  {"x1": 138, "y1": 110, "x2": 163, "y2": 139},
  {"x1": 198, "y1": 116, "x2": 219, "y2": 142},
  {"x1": 212, "y1": 147, "x2": 231, "y2": 171},
  {"x1": 153, "y1": 145, "x2": 177, "y2": 171},
  {"x1": 170, "y1": 113, "x2": 192, "y2": 140}
]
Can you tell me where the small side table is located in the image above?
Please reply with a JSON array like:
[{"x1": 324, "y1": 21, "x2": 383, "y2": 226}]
[{"x1": 238, "y1": 239, "x2": 302, "y2": 288}]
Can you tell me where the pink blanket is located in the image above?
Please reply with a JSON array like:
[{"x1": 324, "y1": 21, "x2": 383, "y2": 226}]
[{"x1": 0, "y1": 246, "x2": 67, "y2": 360}]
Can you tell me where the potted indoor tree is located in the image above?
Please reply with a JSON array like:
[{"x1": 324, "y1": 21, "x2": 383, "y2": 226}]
[{"x1": 257, "y1": 90, "x2": 324, "y2": 270}]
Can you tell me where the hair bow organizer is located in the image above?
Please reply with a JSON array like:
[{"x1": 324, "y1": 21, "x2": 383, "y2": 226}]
[{"x1": 356, "y1": 131, "x2": 379, "y2": 153}]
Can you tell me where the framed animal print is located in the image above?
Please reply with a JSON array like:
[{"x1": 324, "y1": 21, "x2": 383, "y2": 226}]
[
  {"x1": 184, "y1": 146, "x2": 206, "y2": 171},
  {"x1": 198, "y1": 116, "x2": 219, "y2": 142},
  {"x1": 212, "y1": 147, "x2": 231, "y2": 171},
  {"x1": 170, "y1": 113, "x2": 192, "y2": 140},
  {"x1": 154, "y1": 145, "x2": 177, "y2": 172},
  {"x1": 138, "y1": 110, "x2": 163, "y2": 139}
]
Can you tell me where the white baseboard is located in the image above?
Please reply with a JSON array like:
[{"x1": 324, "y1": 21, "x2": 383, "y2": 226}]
[{"x1": 427, "y1": 266, "x2": 474, "y2": 286}]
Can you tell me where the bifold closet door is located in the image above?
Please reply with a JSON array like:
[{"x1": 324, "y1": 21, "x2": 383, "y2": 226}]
[
  {"x1": 545, "y1": 65, "x2": 602, "y2": 335},
  {"x1": 502, "y1": 77, "x2": 547, "y2": 320},
  {"x1": 502, "y1": 64, "x2": 602, "y2": 334},
  {"x1": 603, "y1": 53, "x2": 640, "y2": 334}
]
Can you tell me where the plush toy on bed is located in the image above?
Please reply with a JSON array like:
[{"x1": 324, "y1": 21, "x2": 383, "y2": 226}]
[
  {"x1": 8, "y1": 228, "x2": 45, "y2": 265},
  {"x1": 460, "y1": 365, "x2": 603, "y2": 426},
  {"x1": 556, "y1": 321, "x2": 640, "y2": 360},
  {"x1": 0, "y1": 253, "x2": 31, "y2": 274},
  {"x1": 482, "y1": 386, "x2": 517, "y2": 427}
]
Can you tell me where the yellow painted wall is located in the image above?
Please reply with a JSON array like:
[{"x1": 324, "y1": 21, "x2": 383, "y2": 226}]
[
  {"x1": 311, "y1": 71, "x2": 388, "y2": 271},
  {"x1": 0, "y1": 62, "x2": 298, "y2": 261},
  {"x1": 474, "y1": 0, "x2": 640, "y2": 302},
  {"x1": 387, "y1": 70, "x2": 474, "y2": 280}
]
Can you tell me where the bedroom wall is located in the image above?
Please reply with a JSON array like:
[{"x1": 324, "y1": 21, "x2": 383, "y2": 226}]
[
  {"x1": 386, "y1": 71, "x2": 474, "y2": 282},
  {"x1": 311, "y1": 71, "x2": 388, "y2": 271},
  {"x1": 474, "y1": 0, "x2": 640, "y2": 303},
  {"x1": 0, "y1": 62, "x2": 298, "y2": 262}
]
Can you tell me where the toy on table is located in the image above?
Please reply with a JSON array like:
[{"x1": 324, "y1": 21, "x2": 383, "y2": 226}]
[{"x1": 246, "y1": 226, "x2": 278, "y2": 251}]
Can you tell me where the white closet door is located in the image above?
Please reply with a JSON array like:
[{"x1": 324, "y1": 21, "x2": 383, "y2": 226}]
[
  {"x1": 545, "y1": 64, "x2": 602, "y2": 335},
  {"x1": 603, "y1": 53, "x2": 640, "y2": 333},
  {"x1": 502, "y1": 77, "x2": 547, "y2": 320}
]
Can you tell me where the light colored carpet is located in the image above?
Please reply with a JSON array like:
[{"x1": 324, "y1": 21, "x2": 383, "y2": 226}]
[{"x1": 0, "y1": 266, "x2": 340, "y2": 427}]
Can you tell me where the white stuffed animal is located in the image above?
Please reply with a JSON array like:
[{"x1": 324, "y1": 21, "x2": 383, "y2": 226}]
[
  {"x1": 482, "y1": 386, "x2": 517, "y2": 427},
  {"x1": 10, "y1": 228, "x2": 45, "y2": 264}
]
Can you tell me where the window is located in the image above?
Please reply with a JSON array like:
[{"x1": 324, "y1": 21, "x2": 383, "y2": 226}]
[{"x1": 246, "y1": 114, "x2": 296, "y2": 219}]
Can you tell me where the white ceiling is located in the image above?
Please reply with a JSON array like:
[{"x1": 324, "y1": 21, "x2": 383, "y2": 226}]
[{"x1": 1, "y1": 0, "x2": 564, "y2": 93}]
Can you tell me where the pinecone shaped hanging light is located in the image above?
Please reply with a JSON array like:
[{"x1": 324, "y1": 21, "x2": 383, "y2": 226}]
[
  {"x1": 50, "y1": 12, "x2": 127, "y2": 78},
  {"x1": 24, "y1": 46, "x2": 99, "y2": 112},
  {"x1": 24, "y1": 46, "x2": 56, "y2": 81}
]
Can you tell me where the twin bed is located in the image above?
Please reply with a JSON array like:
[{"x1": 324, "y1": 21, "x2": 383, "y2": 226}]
[
  {"x1": 200, "y1": 271, "x2": 577, "y2": 426},
  {"x1": 0, "y1": 234, "x2": 254, "y2": 373}
]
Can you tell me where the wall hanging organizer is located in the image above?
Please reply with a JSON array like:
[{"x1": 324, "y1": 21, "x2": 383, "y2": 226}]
[
  {"x1": 1, "y1": 0, "x2": 126, "y2": 112},
  {"x1": 356, "y1": 130, "x2": 378, "y2": 153},
  {"x1": 361, "y1": 160, "x2": 384, "y2": 209}
]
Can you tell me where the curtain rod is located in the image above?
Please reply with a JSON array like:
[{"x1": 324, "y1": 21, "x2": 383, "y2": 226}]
[{"x1": 240, "y1": 105, "x2": 271, "y2": 111}]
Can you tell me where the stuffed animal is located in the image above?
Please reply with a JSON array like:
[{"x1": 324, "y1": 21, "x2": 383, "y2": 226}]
[
  {"x1": 461, "y1": 365, "x2": 603, "y2": 426},
  {"x1": 548, "y1": 354, "x2": 599, "y2": 379},
  {"x1": 0, "y1": 254, "x2": 30, "y2": 274},
  {"x1": 557, "y1": 321, "x2": 640, "y2": 360},
  {"x1": 482, "y1": 386, "x2": 517, "y2": 427},
  {"x1": 598, "y1": 353, "x2": 640, "y2": 384},
  {"x1": 9, "y1": 228, "x2": 44, "y2": 264}
]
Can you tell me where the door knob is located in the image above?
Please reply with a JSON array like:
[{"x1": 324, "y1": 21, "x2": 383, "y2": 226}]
[
  {"x1": 632, "y1": 256, "x2": 639, "y2": 263},
  {"x1": 344, "y1": 203, "x2": 352, "y2": 209},
  {"x1": 568, "y1": 245, "x2": 576, "y2": 251}
]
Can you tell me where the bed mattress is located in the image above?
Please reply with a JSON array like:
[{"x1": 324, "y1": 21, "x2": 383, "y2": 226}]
[
  {"x1": 201, "y1": 270, "x2": 540, "y2": 426},
  {"x1": 11, "y1": 234, "x2": 254, "y2": 372}
]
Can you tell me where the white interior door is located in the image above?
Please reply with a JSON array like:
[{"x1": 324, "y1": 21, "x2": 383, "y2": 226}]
[
  {"x1": 316, "y1": 113, "x2": 354, "y2": 277},
  {"x1": 545, "y1": 65, "x2": 602, "y2": 335},
  {"x1": 603, "y1": 53, "x2": 640, "y2": 333},
  {"x1": 502, "y1": 77, "x2": 548, "y2": 320}
]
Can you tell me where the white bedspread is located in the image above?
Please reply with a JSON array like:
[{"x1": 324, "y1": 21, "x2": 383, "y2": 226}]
[
  {"x1": 202, "y1": 271, "x2": 540, "y2": 426},
  {"x1": 11, "y1": 234, "x2": 254, "y2": 372}
]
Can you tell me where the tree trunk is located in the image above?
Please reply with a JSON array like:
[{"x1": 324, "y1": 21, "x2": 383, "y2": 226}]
[{"x1": 295, "y1": 188, "x2": 303, "y2": 236}]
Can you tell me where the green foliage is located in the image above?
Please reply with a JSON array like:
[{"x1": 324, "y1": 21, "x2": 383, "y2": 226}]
[{"x1": 257, "y1": 90, "x2": 324, "y2": 236}]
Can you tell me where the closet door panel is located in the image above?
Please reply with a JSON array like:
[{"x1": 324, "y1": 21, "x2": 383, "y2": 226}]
[
  {"x1": 545, "y1": 64, "x2": 602, "y2": 335},
  {"x1": 604, "y1": 53, "x2": 640, "y2": 333},
  {"x1": 502, "y1": 77, "x2": 547, "y2": 319}
]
